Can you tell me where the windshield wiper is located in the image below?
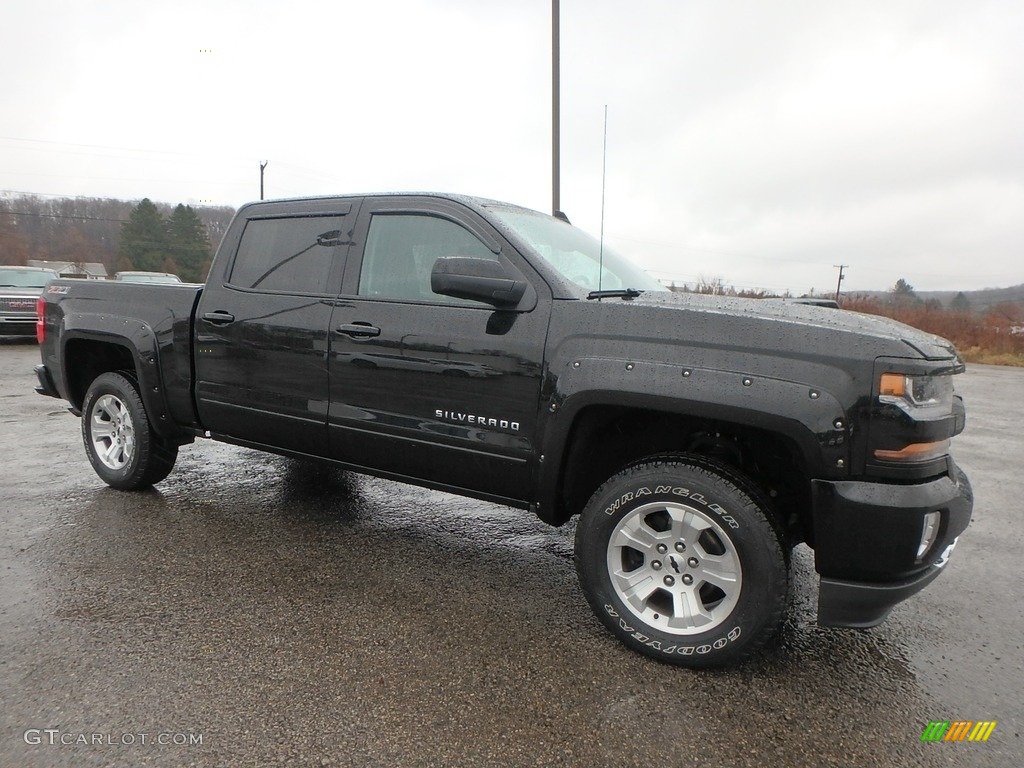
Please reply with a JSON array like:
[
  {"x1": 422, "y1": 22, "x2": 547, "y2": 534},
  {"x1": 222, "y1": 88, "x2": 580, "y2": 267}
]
[{"x1": 586, "y1": 288, "x2": 643, "y2": 301}]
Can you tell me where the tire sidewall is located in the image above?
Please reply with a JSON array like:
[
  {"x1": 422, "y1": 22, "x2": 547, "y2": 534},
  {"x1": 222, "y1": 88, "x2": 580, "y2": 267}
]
[
  {"x1": 82, "y1": 373, "x2": 150, "y2": 489},
  {"x1": 576, "y1": 460, "x2": 786, "y2": 667}
]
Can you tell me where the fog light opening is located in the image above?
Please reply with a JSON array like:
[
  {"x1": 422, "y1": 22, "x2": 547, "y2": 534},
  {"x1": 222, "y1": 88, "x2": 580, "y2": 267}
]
[{"x1": 917, "y1": 511, "x2": 941, "y2": 560}]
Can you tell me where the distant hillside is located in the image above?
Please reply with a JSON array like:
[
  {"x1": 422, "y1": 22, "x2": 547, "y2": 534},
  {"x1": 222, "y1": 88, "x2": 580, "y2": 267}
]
[
  {"x1": 917, "y1": 284, "x2": 1024, "y2": 312},
  {"x1": 847, "y1": 284, "x2": 1024, "y2": 313},
  {"x1": 0, "y1": 193, "x2": 235, "y2": 273}
]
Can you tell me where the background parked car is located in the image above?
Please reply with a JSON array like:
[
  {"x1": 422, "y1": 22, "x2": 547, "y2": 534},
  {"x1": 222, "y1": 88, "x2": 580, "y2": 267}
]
[
  {"x1": 114, "y1": 271, "x2": 182, "y2": 284},
  {"x1": 0, "y1": 265, "x2": 59, "y2": 339}
]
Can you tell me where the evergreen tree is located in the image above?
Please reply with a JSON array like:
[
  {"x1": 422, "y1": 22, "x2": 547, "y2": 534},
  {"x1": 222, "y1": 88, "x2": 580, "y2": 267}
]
[
  {"x1": 166, "y1": 204, "x2": 211, "y2": 282},
  {"x1": 890, "y1": 277, "x2": 919, "y2": 305},
  {"x1": 118, "y1": 199, "x2": 168, "y2": 272},
  {"x1": 950, "y1": 292, "x2": 971, "y2": 312}
]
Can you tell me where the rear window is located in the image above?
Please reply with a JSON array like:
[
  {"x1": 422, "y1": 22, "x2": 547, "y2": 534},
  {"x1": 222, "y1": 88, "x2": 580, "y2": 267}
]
[{"x1": 229, "y1": 216, "x2": 348, "y2": 294}]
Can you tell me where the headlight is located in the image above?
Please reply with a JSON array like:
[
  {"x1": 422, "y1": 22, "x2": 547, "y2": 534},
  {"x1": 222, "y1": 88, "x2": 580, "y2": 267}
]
[
  {"x1": 878, "y1": 372, "x2": 954, "y2": 413},
  {"x1": 873, "y1": 371, "x2": 956, "y2": 464}
]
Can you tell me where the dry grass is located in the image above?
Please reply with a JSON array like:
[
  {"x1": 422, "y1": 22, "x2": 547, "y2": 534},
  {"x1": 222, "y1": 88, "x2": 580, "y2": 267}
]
[
  {"x1": 959, "y1": 348, "x2": 1024, "y2": 367},
  {"x1": 841, "y1": 296, "x2": 1024, "y2": 367}
]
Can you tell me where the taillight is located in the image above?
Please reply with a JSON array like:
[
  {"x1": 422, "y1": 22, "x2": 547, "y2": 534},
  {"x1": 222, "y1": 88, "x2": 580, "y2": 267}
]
[{"x1": 36, "y1": 297, "x2": 45, "y2": 344}]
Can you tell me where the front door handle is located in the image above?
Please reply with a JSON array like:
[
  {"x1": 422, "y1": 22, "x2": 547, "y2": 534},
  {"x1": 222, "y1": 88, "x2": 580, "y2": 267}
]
[
  {"x1": 337, "y1": 322, "x2": 381, "y2": 338},
  {"x1": 202, "y1": 310, "x2": 235, "y2": 325}
]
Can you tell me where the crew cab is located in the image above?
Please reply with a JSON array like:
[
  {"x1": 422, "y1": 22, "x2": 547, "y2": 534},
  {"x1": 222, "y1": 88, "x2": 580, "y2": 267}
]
[{"x1": 34, "y1": 193, "x2": 973, "y2": 666}]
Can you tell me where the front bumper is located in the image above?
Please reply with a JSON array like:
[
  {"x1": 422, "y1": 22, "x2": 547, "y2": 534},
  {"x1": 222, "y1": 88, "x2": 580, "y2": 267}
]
[
  {"x1": 811, "y1": 463, "x2": 973, "y2": 628},
  {"x1": 0, "y1": 317, "x2": 36, "y2": 336}
]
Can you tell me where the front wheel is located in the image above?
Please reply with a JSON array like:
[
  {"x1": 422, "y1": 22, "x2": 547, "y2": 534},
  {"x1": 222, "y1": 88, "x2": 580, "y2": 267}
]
[
  {"x1": 575, "y1": 455, "x2": 788, "y2": 667},
  {"x1": 82, "y1": 372, "x2": 178, "y2": 490}
]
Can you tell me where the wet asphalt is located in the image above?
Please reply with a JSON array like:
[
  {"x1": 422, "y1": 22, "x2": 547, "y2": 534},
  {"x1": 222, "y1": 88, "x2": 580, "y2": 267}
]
[{"x1": 1, "y1": 338, "x2": 1021, "y2": 767}]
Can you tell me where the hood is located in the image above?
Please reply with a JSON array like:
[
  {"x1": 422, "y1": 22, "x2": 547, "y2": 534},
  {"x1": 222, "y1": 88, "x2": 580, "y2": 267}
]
[
  {"x1": 552, "y1": 291, "x2": 961, "y2": 371},
  {"x1": 647, "y1": 292, "x2": 957, "y2": 360},
  {"x1": 0, "y1": 285, "x2": 46, "y2": 299}
]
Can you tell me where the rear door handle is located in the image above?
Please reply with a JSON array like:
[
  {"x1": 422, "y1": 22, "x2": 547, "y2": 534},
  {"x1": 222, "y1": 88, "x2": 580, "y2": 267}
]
[
  {"x1": 337, "y1": 322, "x2": 381, "y2": 338},
  {"x1": 202, "y1": 310, "x2": 235, "y2": 325}
]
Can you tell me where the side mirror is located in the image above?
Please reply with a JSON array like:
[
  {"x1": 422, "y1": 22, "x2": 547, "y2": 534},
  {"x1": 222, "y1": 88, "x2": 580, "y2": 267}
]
[{"x1": 430, "y1": 257, "x2": 527, "y2": 309}]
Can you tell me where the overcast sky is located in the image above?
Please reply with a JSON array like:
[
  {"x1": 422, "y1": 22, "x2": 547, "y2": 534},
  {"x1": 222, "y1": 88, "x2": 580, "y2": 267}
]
[{"x1": 2, "y1": 0, "x2": 1021, "y2": 294}]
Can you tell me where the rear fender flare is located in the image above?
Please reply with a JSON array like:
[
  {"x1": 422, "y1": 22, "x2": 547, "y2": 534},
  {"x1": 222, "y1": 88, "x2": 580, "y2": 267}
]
[{"x1": 59, "y1": 317, "x2": 181, "y2": 441}]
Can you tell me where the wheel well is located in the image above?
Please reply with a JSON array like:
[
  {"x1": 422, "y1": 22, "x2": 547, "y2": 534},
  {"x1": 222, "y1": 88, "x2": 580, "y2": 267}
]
[
  {"x1": 65, "y1": 339, "x2": 137, "y2": 410},
  {"x1": 559, "y1": 406, "x2": 810, "y2": 543}
]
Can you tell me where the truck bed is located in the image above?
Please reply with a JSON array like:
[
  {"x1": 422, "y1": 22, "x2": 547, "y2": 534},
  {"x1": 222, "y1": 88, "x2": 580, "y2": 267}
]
[{"x1": 37, "y1": 279, "x2": 203, "y2": 437}]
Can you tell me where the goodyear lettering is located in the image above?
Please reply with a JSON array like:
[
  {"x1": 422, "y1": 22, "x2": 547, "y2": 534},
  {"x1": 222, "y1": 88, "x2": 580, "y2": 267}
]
[{"x1": 602, "y1": 605, "x2": 742, "y2": 657}]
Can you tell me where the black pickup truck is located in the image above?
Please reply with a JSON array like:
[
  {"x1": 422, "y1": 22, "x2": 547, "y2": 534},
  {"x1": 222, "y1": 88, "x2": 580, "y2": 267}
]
[{"x1": 35, "y1": 193, "x2": 973, "y2": 667}]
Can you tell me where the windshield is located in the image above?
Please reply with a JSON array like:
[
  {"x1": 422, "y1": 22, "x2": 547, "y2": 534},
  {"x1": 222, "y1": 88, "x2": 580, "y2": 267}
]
[
  {"x1": 490, "y1": 208, "x2": 667, "y2": 294},
  {"x1": 0, "y1": 269, "x2": 57, "y2": 288}
]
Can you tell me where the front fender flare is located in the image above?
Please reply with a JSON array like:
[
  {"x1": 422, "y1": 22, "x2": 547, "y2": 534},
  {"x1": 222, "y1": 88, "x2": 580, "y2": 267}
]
[{"x1": 533, "y1": 358, "x2": 850, "y2": 524}]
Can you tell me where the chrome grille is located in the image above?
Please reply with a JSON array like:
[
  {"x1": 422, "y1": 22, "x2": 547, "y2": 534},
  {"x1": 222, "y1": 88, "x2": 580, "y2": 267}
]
[{"x1": 0, "y1": 296, "x2": 38, "y2": 314}]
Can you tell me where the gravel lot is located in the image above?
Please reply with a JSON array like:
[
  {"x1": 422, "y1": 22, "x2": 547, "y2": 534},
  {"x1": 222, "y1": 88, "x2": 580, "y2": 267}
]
[{"x1": 1, "y1": 337, "x2": 1021, "y2": 767}]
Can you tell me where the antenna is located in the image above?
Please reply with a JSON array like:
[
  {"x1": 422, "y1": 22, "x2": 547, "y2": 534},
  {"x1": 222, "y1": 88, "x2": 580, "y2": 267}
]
[
  {"x1": 552, "y1": 0, "x2": 561, "y2": 217},
  {"x1": 598, "y1": 105, "x2": 608, "y2": 295}
]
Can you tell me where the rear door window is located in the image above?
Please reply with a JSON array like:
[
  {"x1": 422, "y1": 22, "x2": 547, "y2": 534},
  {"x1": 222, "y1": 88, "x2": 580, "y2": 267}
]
[{"x1": 229, "y1": 216, "x2": 348, "y2": 295}]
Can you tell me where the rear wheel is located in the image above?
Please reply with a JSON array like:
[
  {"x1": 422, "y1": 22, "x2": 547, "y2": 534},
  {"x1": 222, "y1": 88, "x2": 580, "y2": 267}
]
[
  {"x1": 575, "y1": 454, "x2": 788, "y2": 667},
  {"x1": 82, "y1": 372, "x2": 178, "y2": 489}
]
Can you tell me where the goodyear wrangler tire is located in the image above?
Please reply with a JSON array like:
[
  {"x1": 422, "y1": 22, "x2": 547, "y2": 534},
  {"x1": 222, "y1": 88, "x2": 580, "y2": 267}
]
[
  {"x1": 575, "y1": 455, "x2": 788, "y2": 667},
  {"x1": 82, "y1": 372, "x2": 178, "y2": 490}
]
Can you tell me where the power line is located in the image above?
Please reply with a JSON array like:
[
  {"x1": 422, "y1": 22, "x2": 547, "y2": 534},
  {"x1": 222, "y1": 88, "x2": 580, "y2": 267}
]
[
  {"x1": 1, "y1": 210, "x2": 126, "y2": 222},
  {"x1": 0, "y1": 134, "x2": 229, "y2": 160},
  {"x1": 2, "y1": 188, "x2": 130, "y2": 200}
]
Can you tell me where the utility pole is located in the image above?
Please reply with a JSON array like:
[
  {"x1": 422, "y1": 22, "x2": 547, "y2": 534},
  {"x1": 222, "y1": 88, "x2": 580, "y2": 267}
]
[
  {"x1": 552, "y1": 0, "x2": 560, "y2": 217},
  {"x1": 259, "y1": 161, "x2": 268, "y2": 200},
  {"x1": 833, "y1": 264, "x2": 847, "y2": 303}
]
